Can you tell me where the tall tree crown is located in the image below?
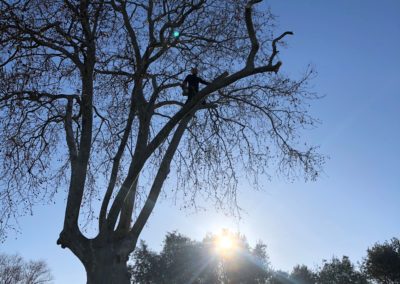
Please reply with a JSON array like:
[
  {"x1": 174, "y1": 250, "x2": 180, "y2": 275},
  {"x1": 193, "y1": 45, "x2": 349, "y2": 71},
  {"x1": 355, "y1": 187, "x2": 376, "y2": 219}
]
[{"x1": 0, "y1": 0, "x2": 323, "y2": 248}]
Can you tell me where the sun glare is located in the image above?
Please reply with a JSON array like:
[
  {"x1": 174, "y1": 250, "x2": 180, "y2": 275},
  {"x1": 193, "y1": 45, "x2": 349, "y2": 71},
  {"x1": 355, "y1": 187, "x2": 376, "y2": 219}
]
[{"x1": 215, "y1": 230, "x2": 237, "y2": 256}]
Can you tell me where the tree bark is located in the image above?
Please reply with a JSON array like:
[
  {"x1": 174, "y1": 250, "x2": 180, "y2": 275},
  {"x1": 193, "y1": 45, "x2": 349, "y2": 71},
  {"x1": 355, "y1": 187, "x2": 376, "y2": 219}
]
[{"x1": 84, "y1": 249, "x2": 130, "y2": 284}]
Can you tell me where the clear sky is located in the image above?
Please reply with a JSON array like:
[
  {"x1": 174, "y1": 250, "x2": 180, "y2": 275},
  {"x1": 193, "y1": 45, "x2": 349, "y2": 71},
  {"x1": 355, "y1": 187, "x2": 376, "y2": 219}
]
[{"x1": 1, "y1": 0, "x2": 400, "y2": 283}]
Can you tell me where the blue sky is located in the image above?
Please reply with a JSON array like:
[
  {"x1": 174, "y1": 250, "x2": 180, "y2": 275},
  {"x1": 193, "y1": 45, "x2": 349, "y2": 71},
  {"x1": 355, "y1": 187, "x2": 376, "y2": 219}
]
[{"x1": 2, "y1": 0, "x2": 400, "y2": 282}]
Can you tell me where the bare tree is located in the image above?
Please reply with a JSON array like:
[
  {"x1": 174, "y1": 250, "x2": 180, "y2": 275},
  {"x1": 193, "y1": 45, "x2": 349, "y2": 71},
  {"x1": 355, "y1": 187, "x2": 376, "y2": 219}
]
[
  {"x1": 0, "y1": 0, "x2": 323, "y2": 283},
  {"x1": 0, "y1": 253, "x2": 53, "y2": 284}
]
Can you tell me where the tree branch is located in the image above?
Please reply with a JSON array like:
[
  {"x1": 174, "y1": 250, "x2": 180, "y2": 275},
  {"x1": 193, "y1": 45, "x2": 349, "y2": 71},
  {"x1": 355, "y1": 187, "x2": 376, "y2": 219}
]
[
  {"x1": 98, "y1": 91, "x2": 138, "y2": 230},
  {"x1": 245, "y1": 0, "x2": 262, "y2": 68},
  {"x1": 127, "y1": 114, "x2": 193, "y2": 247},
  {"x1": 268, "y1": 31, "x2": 294, "y2": 67},
  {"x1": 64, "y1": 99, "x2": 78, "y2": 160}
]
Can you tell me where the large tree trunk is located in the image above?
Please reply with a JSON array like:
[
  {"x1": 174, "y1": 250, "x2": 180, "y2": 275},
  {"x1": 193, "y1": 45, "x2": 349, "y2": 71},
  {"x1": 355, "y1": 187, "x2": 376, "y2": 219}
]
[
  {"x1": 83, "y1": 248, "x2": 131, "y2": 284},
  {"x1": 58, "y1": 229, "x2": 135, "y2": 284}
]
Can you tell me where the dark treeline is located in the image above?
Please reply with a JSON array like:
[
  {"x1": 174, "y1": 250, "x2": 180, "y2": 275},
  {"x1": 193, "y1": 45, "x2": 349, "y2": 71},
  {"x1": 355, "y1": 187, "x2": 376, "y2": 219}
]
[{"x1": 130, "y1": 232, "x2": 400, "y2": 284}]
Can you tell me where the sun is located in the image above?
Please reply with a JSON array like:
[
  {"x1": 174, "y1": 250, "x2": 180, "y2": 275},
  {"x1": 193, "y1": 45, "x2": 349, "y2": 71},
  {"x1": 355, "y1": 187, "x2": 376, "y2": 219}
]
[
  {"x1": 216, "y1": 234, "x2": 234, "y2": 250},
  {"x1": 214, "y1": 229, "x2": 237, "y2": 256}
]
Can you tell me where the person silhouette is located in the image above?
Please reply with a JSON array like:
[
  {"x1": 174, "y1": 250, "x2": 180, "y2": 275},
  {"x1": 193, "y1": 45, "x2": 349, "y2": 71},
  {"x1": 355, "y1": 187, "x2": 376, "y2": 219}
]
[{"x1": 182, "y1": 67, "x2": 209, "y2": 101}]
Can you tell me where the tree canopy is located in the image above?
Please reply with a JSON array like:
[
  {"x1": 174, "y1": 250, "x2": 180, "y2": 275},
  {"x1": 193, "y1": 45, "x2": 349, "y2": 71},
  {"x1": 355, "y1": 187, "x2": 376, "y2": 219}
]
[
  {"x1": 0, "y1": 0, "x2": 322, "y2": 239},
  {"x1": 130, "y1": 231, "x2": 271, "y2": 283},
  {"x1": 362, "y1": 238, "x2": 400, "y2": 284},
  {"x1": 290, "y1": 265, "x2": 317, "y2": 284},
  {"x1": 318, "y1": 256, "x2": 369, "y2": 284},
  {"x1": 131, "y1": 231, "x2": 399, "y2": 284}
]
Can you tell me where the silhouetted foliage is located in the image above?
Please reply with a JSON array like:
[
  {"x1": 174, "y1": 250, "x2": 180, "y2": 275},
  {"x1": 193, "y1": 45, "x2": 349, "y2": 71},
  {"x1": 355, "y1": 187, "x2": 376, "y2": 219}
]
[
  {"x1": 130, "y1": 231, "x2": 271, "y2": 283},
  {"x1": 130, "y1": 233, "x2": 400, "y2": 284},
  {"x1": 290, "y1": 264, "x2": 317, "y2": 284},
  {"x1": 268, "y1": 265, "x2": 318, "y2": 284},
  {"x1": 219, "y1": 239, "x2": 270, "y2": 283},
  {"x1": 318, "y1": 256, "x2": 369, "y2": 284},
  {"x1": 362, "y1": 238, "x2": 400, "y2": 284},
  {"x1": 130, "y1": 242, "x2": 163, "y2": 283},
  {"x1": 269, "y1": 270, "x2": 291, "y2": 284},
  {"x1": 131, "y1": 233, "x2": 220, "y2": 283},
  {"x1": 0, "y1": 253, "x2": 53, "y2": 284}
]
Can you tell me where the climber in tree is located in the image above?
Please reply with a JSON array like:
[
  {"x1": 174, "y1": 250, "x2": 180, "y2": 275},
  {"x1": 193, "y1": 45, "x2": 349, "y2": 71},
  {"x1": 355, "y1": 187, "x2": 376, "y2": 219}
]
[{"x1": 182, "y1": 67, "x2": 210, "y2": 101}]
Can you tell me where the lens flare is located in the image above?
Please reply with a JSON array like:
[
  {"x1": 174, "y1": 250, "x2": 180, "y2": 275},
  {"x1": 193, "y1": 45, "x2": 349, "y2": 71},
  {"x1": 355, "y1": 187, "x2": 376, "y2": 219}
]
[
  {"x1": 173, "y1": 30, "x2": 180, "y2": 38},
  {"x1": 217, "y1": 234, "x2": 234, "y2": 249},
  {"x1": 214, "y1": 230, "x2": 237, "y2": 257}
]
